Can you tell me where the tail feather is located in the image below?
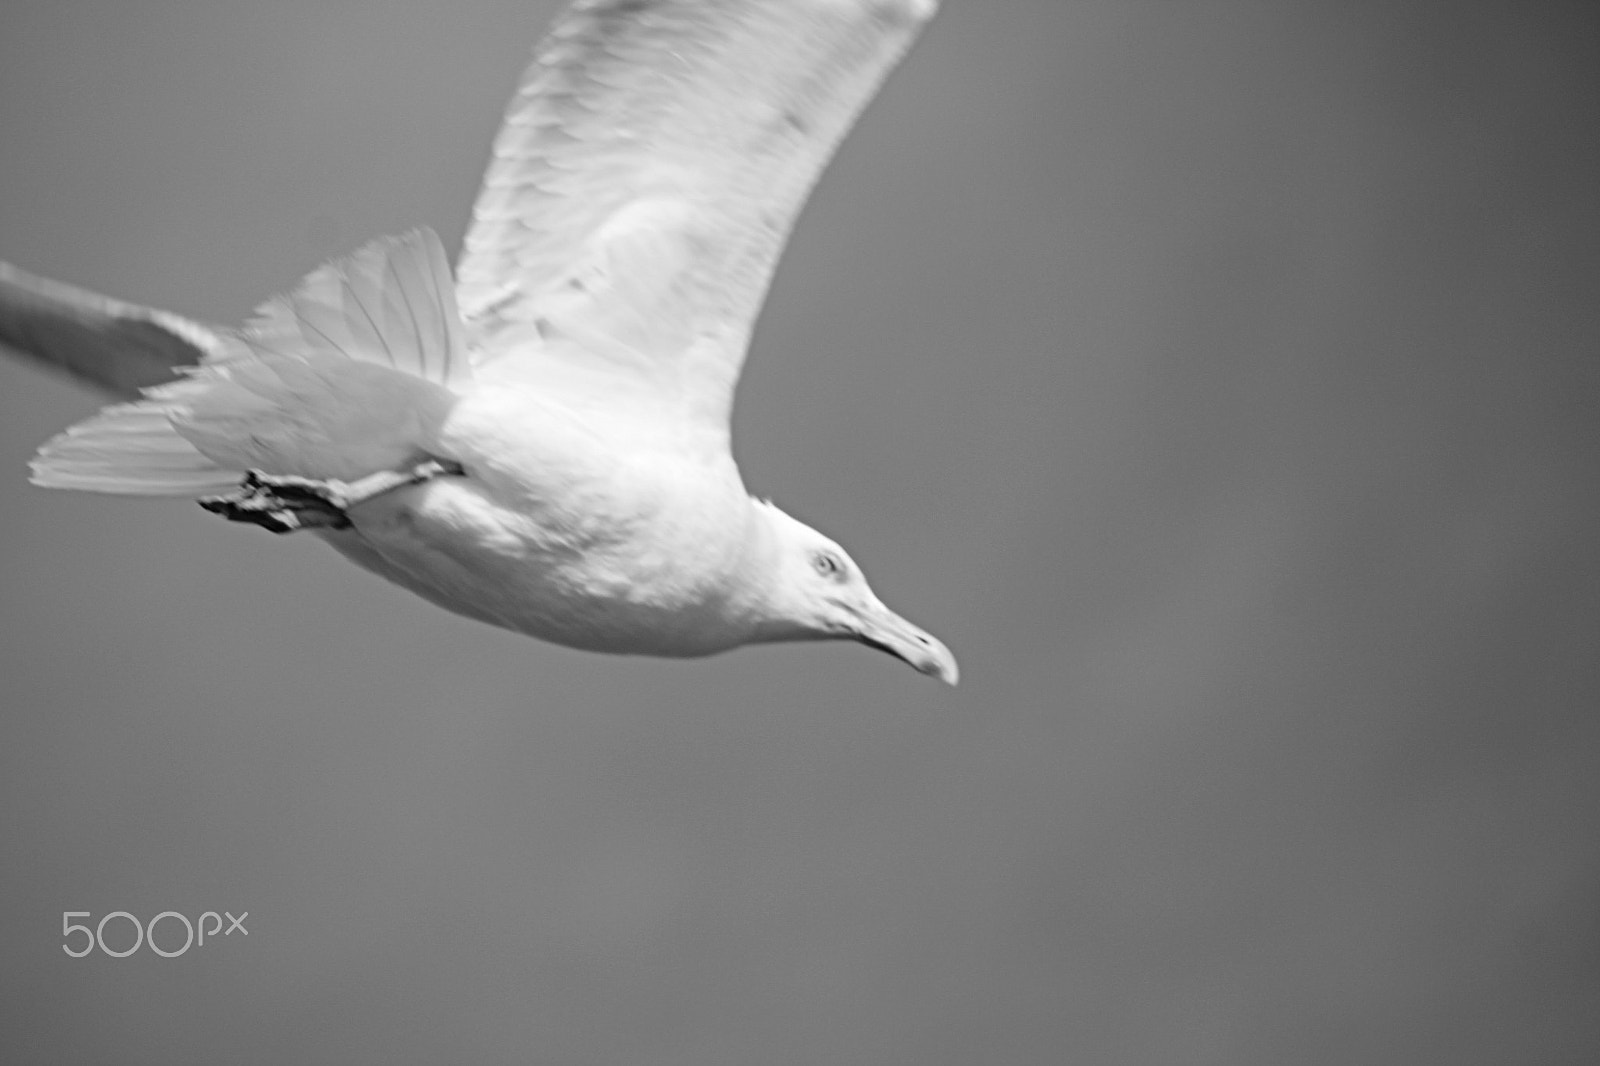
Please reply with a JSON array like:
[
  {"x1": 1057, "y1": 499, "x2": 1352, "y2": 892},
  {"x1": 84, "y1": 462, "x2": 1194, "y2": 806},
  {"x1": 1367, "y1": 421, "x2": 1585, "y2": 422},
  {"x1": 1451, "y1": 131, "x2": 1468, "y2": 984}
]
[
  {"x1": 239, "y1": 229, "x2": 469, "y2": 388},
  {"x1": 31, "y1": 402, "x2": 242, "y2": 495},
  {"x1": 28, "y1": 228, "x2": 470, "y2": 497}
]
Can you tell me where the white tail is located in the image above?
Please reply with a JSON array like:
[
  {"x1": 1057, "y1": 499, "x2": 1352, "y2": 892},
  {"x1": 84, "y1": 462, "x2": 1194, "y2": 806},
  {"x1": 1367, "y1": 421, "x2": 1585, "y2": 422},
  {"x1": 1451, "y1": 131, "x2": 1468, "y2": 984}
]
[{"x1": 31, "y1": 229, "x2": 471, "y2": 496}]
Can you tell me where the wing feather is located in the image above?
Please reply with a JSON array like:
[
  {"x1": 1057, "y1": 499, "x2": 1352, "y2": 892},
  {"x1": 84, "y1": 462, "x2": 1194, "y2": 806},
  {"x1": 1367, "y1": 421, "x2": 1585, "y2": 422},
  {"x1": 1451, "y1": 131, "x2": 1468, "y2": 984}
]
[
  {"x1": 456, "y1": 0, "x2": 938, "y2": 434},
  {"x1": 0, "y1": 261, "x2": 222, "y2": 400}
]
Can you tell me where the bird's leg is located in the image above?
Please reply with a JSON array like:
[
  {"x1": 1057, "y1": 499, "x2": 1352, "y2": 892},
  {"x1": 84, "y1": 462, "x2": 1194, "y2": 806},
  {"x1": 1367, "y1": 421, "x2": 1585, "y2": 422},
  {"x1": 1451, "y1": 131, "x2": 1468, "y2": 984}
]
[{"x1": 198, "y1": 458, "x2": 464, "y2": 534}]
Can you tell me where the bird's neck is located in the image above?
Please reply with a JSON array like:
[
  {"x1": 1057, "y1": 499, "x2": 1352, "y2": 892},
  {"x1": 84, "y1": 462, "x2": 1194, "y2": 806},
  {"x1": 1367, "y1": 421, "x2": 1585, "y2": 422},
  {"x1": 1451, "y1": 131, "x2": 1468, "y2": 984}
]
[{"x1": 721, "y1": 499, "x2": 814, "y2": 646}]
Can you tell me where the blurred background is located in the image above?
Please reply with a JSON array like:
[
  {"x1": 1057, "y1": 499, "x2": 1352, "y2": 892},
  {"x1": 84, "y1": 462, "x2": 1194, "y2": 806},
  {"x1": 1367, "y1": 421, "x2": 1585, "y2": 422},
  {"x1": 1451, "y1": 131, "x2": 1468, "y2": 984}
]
[{"x1": 2, "y1": 1, "x2": 1597, "y2": 1063}]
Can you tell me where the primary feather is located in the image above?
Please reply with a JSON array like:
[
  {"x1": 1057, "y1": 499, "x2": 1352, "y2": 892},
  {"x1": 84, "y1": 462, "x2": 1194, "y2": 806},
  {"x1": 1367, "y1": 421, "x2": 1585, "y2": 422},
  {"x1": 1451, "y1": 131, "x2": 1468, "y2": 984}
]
[
  {"x1": 458, "y1": 0, "x2": 939, "y2": 438},
  {"x1": 0, "y1": 260, "x2": 218, "y2": 400}
]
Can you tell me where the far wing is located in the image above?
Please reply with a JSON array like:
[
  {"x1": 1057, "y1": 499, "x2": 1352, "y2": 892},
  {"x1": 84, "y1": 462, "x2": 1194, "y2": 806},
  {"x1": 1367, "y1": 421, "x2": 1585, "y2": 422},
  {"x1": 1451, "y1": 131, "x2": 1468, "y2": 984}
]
[
  {"x1": 457, "y1": 0, "x2": 938, "y2": 435},
  {"x1": 0, "y1": 261, "x2": 223, "y2": 400}
]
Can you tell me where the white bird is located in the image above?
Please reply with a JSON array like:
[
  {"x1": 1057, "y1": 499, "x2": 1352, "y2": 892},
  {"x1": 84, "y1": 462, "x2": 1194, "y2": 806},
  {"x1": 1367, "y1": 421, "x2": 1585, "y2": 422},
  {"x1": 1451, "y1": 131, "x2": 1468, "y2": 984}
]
[{"x1": 0, "y1": 0, "x2": 956, "y2": 684}]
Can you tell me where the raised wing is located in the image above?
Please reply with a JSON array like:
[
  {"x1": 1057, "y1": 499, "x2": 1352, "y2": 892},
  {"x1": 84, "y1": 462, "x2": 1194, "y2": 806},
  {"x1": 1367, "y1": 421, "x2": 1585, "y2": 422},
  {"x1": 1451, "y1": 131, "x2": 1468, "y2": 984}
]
[
  {"x1": 457, "y1": 0, "x2": 938, "y2": 436},
  {"x1": 0, "y1": 261, "x2": 222, "y2": 400}
]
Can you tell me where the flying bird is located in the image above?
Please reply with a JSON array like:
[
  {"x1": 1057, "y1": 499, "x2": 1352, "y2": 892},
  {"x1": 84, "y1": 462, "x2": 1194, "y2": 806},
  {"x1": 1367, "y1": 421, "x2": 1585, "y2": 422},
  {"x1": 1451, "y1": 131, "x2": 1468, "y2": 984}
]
[{"x1": 0, "y1": 0, "x2": 956, "y2": 683}]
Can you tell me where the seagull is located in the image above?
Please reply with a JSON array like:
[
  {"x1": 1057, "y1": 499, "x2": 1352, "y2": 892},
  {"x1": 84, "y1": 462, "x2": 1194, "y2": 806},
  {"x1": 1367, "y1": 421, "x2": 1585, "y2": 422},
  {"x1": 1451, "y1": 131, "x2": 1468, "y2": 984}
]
[{"x1": 0, "y1": 0, "x2": 956, "y2": 684}]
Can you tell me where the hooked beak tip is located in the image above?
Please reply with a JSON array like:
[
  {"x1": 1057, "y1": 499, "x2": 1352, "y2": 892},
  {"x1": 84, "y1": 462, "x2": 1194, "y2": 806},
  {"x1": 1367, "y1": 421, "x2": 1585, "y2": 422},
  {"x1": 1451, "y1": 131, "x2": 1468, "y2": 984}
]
[
  {"x1": 919, "y1": 650, "x2": 960, "y2": 686},
  {"x1": 852, "y1": 604, "x2": 958, "y2": 685}
]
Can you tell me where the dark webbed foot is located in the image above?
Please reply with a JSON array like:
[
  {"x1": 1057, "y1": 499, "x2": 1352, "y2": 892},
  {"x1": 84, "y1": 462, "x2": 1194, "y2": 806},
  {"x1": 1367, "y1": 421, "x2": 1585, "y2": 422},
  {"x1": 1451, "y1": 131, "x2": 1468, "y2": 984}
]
[
  {"x1": 199, "y1": 471, "x2": 350, "y2": 533},
  {"x1": 199, "y1": 459, "x2": 463, "y2": 534}
]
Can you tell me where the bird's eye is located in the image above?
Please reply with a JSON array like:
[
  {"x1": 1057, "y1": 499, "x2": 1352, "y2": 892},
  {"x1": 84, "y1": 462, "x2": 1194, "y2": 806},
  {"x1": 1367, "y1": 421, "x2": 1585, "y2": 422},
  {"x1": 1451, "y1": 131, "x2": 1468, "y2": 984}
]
[{"x1": 812, "y1": 551, "x2": 845, "y2": 581}]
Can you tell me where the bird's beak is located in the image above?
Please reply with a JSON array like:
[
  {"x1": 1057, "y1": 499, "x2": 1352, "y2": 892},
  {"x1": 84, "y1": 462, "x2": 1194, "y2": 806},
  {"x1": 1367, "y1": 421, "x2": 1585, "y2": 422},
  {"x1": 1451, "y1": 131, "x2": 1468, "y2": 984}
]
[{"x1": 849, "y1": 598, "x2": 959, "y2": 685}]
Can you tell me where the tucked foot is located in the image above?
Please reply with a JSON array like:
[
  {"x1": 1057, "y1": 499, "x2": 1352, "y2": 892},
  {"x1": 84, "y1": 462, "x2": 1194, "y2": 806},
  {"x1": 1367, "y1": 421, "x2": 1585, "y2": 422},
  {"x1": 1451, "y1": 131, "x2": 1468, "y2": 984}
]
[
  {"x1": 198, "y1": 458, "x2": 464, "y2": 534},
  {"x1": 199, "y1": 470, "x2": 355, "y2": 533}
]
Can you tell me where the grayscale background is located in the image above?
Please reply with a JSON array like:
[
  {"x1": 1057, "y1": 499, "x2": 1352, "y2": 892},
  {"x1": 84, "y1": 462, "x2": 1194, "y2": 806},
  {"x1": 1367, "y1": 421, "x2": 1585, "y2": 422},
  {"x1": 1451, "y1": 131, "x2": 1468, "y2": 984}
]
[{"x1": 2, "y1": 1, "x2": 1597, "y2": 1063}]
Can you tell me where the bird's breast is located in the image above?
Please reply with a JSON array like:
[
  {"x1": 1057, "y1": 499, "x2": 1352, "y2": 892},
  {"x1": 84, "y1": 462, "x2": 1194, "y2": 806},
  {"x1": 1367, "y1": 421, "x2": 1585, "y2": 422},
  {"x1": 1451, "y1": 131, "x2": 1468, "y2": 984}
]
[{"x1": 335, "y1": 400, "x2": 754, "y2": 657}]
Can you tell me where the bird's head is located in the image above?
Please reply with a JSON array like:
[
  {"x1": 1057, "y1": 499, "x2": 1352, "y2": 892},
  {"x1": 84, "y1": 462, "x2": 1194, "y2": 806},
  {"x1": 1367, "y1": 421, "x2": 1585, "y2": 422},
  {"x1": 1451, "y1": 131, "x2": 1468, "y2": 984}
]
[{"x1": 742, "y1": 501, "x2": 957, "y2": 685}]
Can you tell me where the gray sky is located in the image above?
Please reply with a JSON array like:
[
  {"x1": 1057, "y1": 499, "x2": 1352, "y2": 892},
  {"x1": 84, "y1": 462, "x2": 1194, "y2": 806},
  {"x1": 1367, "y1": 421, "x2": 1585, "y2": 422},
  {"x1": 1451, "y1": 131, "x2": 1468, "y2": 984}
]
[{"x1": 2, "y1": 2, "x2": 1598, "y2": 1063}]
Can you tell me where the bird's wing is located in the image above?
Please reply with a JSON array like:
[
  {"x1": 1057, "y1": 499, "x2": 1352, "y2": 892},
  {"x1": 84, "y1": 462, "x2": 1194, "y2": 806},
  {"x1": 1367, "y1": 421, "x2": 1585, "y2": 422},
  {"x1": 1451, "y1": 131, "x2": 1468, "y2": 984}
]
[
  {"x1": 0, "y1": 261, "x2": 223, "y2": 401},
  {"x1": 456, "y1": 0, "x2": 938, "y2": 439}
]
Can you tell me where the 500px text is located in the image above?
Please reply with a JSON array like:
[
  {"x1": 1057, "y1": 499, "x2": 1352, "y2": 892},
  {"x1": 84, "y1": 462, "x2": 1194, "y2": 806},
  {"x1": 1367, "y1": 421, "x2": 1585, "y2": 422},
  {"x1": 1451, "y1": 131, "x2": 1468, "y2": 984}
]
[{"x1": 62, "y1": 911, "x2": 249, "y2": 957}]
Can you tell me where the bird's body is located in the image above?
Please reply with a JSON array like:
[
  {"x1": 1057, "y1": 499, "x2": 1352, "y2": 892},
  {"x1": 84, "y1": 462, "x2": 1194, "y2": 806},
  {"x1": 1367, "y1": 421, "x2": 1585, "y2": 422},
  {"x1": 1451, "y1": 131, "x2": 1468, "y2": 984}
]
[
  {"x1": 331, "y1": 368, "x2": 759, "y2": 657},
  {"x1": 0, "y1": 0, "x2": 957, "y2": 682}
]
